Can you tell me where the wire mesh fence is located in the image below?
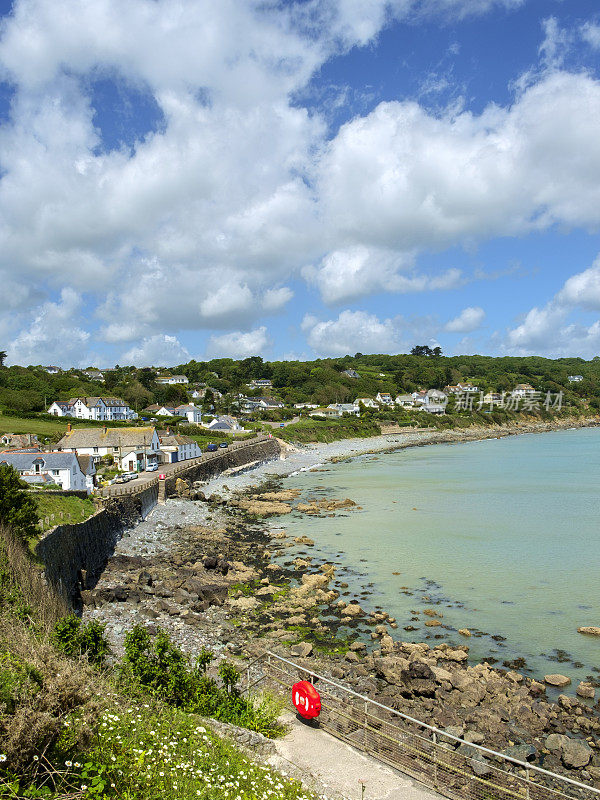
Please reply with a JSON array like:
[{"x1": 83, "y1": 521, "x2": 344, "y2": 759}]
[{"x1": 245, "y1": 651, "x2": 600, "y2": 800}]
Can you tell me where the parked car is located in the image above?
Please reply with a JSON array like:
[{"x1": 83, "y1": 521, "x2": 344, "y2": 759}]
[
  {"x1": 122, "y1": 471, "x2": 138, "y2": 481},
  {"x1": 206, "y1": 443, "x2": 218, "y2": 452},
  {"x1": 279, "y1": 423, "x2": 285, "y2": 427},
  {"x1": 145, "y1": 463, "x2": 158, "y2": 472},
  {"x1": 219, "y1": 441, "x2": 228, "y2": 448}
]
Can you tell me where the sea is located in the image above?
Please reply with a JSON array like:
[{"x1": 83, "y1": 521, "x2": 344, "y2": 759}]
[{"x1": 277, "y1": 426, "x2": 600, "y2": 688}]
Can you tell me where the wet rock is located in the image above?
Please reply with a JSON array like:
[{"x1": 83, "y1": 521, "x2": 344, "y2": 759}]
[
  {"x1": 546, "y1": 735, "x2": 592, "y2": 769},
  {"x1": 502, "y1": 744, "x2": 536, "y2": 763},
  {"x1": 458, "y1": 628, "x2": 471, "y2": 637},
  {"x1": 544, "y1": 674, "x2": 571, "y2": 688},
  {"x1": 577, "y1": 626, "x2": 600, "y2": 636},
  {"x1": 576, "y1": 682, "x2": 595, "y2": 700}
]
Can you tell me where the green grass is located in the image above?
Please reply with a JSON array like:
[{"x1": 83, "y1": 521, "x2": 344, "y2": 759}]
[
  {"x1": 279, "y1": 416, "x2": 381, "y2": 443},
  {"x1": 0, "y1": 414, "x2": 77, "y2": 438},
  {"x1": 33, "y1": 494, "x2": 96, "y2": 532},
  {"x1": 2, "y1": 702, "x2": 313, "y2": 800}
]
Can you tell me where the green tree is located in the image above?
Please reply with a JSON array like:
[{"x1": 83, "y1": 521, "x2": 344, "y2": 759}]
[
  {"x1": 0, "y1": 350, "x2": 6, "y2": 367},
  {"x1": 0, "y1": 465, "x2": 39, "y2": 543}
]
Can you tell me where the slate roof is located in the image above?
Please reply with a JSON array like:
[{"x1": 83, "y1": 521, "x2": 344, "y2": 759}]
[
  {"x1": 0, "y1": 452, "x2": 80, "y2": 471},
  {"x1": 57, "y1": 427, "x2": 156, "y2": 449}
]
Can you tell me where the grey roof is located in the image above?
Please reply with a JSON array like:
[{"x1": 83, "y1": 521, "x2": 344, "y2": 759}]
[
  {"x1": 208, "y1": 422, "x2": 233, "y2": 430},
  {"x1": 0, "y1": 452, "x2": 81, "y2": 471},
  {"x1": 76, "y1": 454, "x2": 95, "y2": 474},
  {"x1": 57, "y1": 426, "x2": 156, "y2": 450}
]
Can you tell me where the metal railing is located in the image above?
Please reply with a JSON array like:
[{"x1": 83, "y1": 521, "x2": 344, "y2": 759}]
[
  {"x1": 99, "y1": 433, "x2": 269, "y2": 498},
  {"x1": 245, "y1": 651, "x2": 600, "y2": 800}
]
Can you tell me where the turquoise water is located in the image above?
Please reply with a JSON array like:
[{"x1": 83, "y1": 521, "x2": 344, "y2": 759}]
[{"x1": 280, "y1": 427, "x2": 600, "y2": 687}]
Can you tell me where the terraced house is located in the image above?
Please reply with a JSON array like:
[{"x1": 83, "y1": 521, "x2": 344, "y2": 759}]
[
  {"x1": 0, "y1": 451, "x2": 91, "y2": 492},
  {"x1": 56, "y1": 426, "x2": 160, "y2": 472}
]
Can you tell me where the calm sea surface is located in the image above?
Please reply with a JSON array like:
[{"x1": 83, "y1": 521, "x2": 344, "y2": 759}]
[{"x1": 279, "y1": 427, "x2": 600, "y2": 686}]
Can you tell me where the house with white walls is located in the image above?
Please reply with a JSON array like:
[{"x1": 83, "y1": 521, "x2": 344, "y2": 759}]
[
  {"x1": 47, "y1": 397, "x2": 137, "y2": 421},
  {"x1": 157, "y1": 431, "x2": 202, "y2": 463},
  {"x1": 156, "y1": 374, "x2": 189, "y2": 385},
  {"x1": 56, "y1": 426, "x2": 161, "y2": 472},
  {"x1": 0, "y1": 451, "x2": 90, "y2": 492}
]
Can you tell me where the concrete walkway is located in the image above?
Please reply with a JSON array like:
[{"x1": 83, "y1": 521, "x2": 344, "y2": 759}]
[{"x1": 268, "y1": 712, "x2": 442, "y2": 800}]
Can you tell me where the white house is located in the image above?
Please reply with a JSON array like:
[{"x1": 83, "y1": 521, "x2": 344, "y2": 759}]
[
  {"x1": 157, "y1": 431, "x2": 202, "y2": 463},
  {"x1": 294, "y1": 402, "x2": 319, "y2": 410},
  {"x1": 411, "y1": 391, "x2": 428, "y2": 406},
  {"x1": 156, "y1": 374, "x2": 189, "y2": 385},
  {"x1": 444, "y1": 383, "x2": 479, "y2": 395},
  {"x1": 375, "y1": 392, "x2": 394, "y2": 405},
  {"x1": 206, "y1": 415, "x2": 245, "y2": 433},
  {"x1": 56, "y1": 426, "x2": 161, "y2": 472},
  {"x1": 43, "y1": 365, "x2": 62, "y2": 374},
  {"x1": 426, "y1": 389, "x2": 448, "y2": 406},
  {"x1": 47, "y1": 397, "x2": 137, "y2": 421},
  {"x1": 568, "y1": 375, "x2": 584, "y2": 382},
  {"x1": 248, "y1": 379, "x2": 272, "y2": 389},
  {"x1": 327, "y1": 403, "x2": 360, "y2": 416},
  {"x1": 422, "y1": 404, "x2": 446, "y2": 415},
  {"x1": 174, "y1": 404, "x2": 203, "y2": 424},
  {"x1": 144, "y1": 404, "x2": 177, "y2": 417},
  {"x1": 83, "y1": 369, "x2": 105, "y2": 382},
  {"x1": 512, "y1": 383, "x2": 537, "y2": 398},
  {"x1": 395, "y1": 394, "x2": 415, "y2": 408},
  {"x1": 0, "y1": 451, "x2": 90, "y2": 492},
  {"x1": 342, "y1": 369, "x2": 360, "y2": 379},
  {"x1": 309, "y1": 407, "x2": 342, "y2": 419},
  {"x1": 355, "y1": 398, "x2": 379, "y2": 409},
  {"x1": 240, "y1": 396, "x2": 285, "y2": 413}
]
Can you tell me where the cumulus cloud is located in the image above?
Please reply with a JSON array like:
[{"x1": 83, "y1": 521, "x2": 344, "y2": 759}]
[
  {"x1": 301, "y1": 310, "x2": 400, "y2": 356},
  {"x1": 445, "y1": 306, "x2": 485, "y2": 333},
  {"x1": 2, "y1": 0, "x2": 600, "y2": 360},
  {"x1": 6, "y1": 288, "x2": 91, "y2": 367},
  {"x1": 581, "y1": 22, "x2": 600, "y2": 50},
  {"x1": 120, "y1": 334, "x2": 190, "y2": 367},
  {"x1": 206, "y1": 327, "x2": 270, "y2": 358},
  {"x1": 504, "y1": 256, "x2": 600, "y2": 357}
]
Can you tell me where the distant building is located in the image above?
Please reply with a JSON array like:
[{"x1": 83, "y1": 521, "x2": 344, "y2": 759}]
[
  {"x1": 512, "y1": 383, "x2": 537, "y2": 398},
  {"x1": 294, "y1": 402, "x2": 319, "y2": 409},
  {"x1": 156, "y1": 375, "x2": 189, "y2": 385},
  {"x1": 173, "y1": 404, "x2": 203, "y2": 424},
  {"x1": 568, "y1": 375, "x2": 584, "y2": 382},
  {"x1": 248, "y1": 379, "x2": 272, "y2": 389},
  {"x1": 144, "y1": 404, "x2": 177, "y2": 417},
  {"x1": 375, "y1": 392, "x2": 394, "y2": 405},
  {"x1": 43, "y1": 366, "x2": 62, "y2": 374},
  {"x1": 395, "y1": 394, "x2": 415, "y2": 408},
  {"x1": 0, "y1": 433, "x2": 40, "y2": 449},
  {"x1": 47, "y1": 397, "x2": 137, "y2": 421},
  {"x1": 309, "y1": 407, "x2": 342, "y2": 419},
  {"x1": 355, "y1": 398, "x2": 378, "y2": 409},
  {"x1": 342, "y1": 369, "x2": 360, "y2": 379},
  {"x1": 83, "y1": 369, "x2": 105, "y2": 382},
  {"x1": 444, "y1": 383, "x2": 479, "y2": 394},
  {"x1": 240, "y1": 396, "x2": 285, "y2": 413},
  {"x1": 327, "y1": 402, "x2": 360, "y2": 416},
  {"x1": 0, "y1": 451, "x2": 90, "y2": 492},
  {"x1": 206, "y1": 415, "x2": 245, "y2": 432},
  {"x1": 426, "y1": 389, "x2": 448, "y2": 405}
]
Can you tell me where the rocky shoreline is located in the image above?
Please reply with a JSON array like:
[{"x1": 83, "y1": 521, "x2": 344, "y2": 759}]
[{"x1": 82, "y1": 416, "x2": 600, "y2": 788}]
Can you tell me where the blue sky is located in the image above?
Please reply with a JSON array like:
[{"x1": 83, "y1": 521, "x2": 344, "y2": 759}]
[{"x1": 1, "y1": 0, "x2": 600, "y2": 367}]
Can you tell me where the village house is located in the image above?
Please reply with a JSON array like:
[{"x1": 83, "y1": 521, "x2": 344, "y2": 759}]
[
  {"x1": 309, "y1": 407, "x2": 342, "y2": 419},
  {"x1": 411, "y1": 390, "x2": 428, "y2": 406},
  {"x1": 294, "y1": 402, "x2": 319, "y2": 409},
  {"x1": 157, "y1": 430, "x2": 202, "y2": 463},
  {"x1": 512, "y1": 383, "x2": 537, "y2": 398},
  {"x1": 444, "y1": 383, "x2": 479, "y2": 394},
  {"x1": 76, "y1": 454, "x2": 96, "y2": 492},
  {"x1": 191, "y1": 386, "x2": 222, "y2": 401},
  {"x1": 173, "y1": 404, "x2": 203, "y2": 424},
  {"x1": 43, "y1": 365, "x2": 62, "y2": 374},
  {"x1": 56, "y1": 425, "x2": 161, "y2": 472},
  {"x1": 426, "y1": 389, "x2": 448, "y2": 405},
  {"x1": 47, "y1": 397, "x2": 137, "y2": 421},
  {"x1": 83, "y1": 369, "x2": 105, "y2": 381},
  {"x1": 144, "y1": 404, "x2": 177, "y2": 416},
  {"x1": 327, "y1": 402, "x2": 360, "y2": 416},
  {"x1": 482, "y1": 391, "x2": 502, "y2": 406},
  {"x1": 156, "y1": 374, "x2": 189, "y2": 385},
  {"x1": 247, "y1": 379, "x2": 272, "y2": 389},
  {"x1": 395, "y1": 394, "x2": 415, "y2": 408},
  {"x1": 0, "y1": 451, "x2": 91, "y2": 492},
  {"x1": 568, "y1": 375, "x2": 584, "y2": 382},
  {"x1": 375, "y1": 392, "x2": 394, "y2": 405},
  {"x1": 205, "y1": 415, "x2": 245, "y2": 433},
  {"x1": 0, "y1": 433, "x2": 40, "y2": 449},
  {"x1": 355, "y1": 397, "x2": 379, "y2": 409},
  {"x1": 342, "y1": 369, "x2": 360, "y2": 378},
  {"x1": 239, "y1": 396, "x2": 285, "y2": 413}
]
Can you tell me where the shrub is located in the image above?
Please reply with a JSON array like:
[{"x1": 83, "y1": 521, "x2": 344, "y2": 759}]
[
  {"x1": 52, "y1": 616, "x2": 109, "y2": 667},
  {"x1": 121, "y1": 625, "x2": 283, "y2": 736},
  {"x1": 0, "y1": 467, "x2": 39, "y2": 545}
]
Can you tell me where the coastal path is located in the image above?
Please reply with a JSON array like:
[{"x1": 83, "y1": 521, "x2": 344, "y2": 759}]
[{"x1": 270, "y1": 710, "x2": 441, "y2": 800}]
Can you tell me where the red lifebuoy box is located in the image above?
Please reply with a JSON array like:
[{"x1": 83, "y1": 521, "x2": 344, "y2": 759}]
[{"x1": 292, "y1": 680, "x2": 321, "y2": 719}]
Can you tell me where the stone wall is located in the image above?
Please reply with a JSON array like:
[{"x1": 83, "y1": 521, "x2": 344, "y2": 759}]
[{"x1": 36, "y1": 483, "x2": 158, "y2": 607}]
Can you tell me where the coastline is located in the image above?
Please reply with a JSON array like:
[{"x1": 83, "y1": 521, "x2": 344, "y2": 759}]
[{"x1": 81, "y1": 413, "x2": 600, "y2": 787}]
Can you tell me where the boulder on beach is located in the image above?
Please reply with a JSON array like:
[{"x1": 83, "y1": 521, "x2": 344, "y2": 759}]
[
  {"x1": 544, "y1": 674, "x2": 571, "y2": 688},
  {"x1": 576, "y1": 682, "x2": 595, "y2": 699}
]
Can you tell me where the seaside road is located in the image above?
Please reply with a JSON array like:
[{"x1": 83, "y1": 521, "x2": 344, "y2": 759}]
[{"x1": 269, "y1": 712, "x2": 442, "y2": 800}]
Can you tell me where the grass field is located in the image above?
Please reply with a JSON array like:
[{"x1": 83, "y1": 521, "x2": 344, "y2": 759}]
[{"x1": 34, "y1": 493, "x2": 96, "y2": 531}]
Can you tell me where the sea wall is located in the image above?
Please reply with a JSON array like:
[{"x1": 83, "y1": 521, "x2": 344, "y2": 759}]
[{"x1": 36, "y1": 483, "x2": 159, "y2": 607}]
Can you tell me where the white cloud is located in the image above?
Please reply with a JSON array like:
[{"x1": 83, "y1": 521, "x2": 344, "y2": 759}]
[
  {"x1": 120, "y1": 334, "x2": 190, "y2": 367},
  {"x1": 6, "y1": 288, "x2": 91, "y2": 367},
  {"x1": 581, "y1": 22, "x2": 600, "y2": 50},
  {"x1": 206, "y1": 327, "x2": 270, "y2": 358},
  {"x1": 302, "y1": 309, "x2": 399, "y2": 356},
  {"x1": 262, "y1": 286, "x2": 294, "y2": 311},
  {"x1": 445, "y1": 306, "x2": 485, "y2": 333},
  {"x1": 504, "y1": 255, "x2": 600, "y2": 357}
]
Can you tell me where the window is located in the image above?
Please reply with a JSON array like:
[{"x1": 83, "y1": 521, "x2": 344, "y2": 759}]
[
  {"x1": 113, "y1": 446, "x2": 119, "y2": 452},
  {"x1": 93, "y1": 447, "x2": 98, "y2": 453}
]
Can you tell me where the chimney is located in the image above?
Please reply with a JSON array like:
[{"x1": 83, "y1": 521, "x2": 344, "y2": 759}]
[{"x1": 67, "y1": 422, "x2": 72, "y2": 433}]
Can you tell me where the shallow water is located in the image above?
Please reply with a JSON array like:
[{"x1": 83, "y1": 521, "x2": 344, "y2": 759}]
[{"x1": 280, "y1": 427, "x2": 600, "y2": 686}]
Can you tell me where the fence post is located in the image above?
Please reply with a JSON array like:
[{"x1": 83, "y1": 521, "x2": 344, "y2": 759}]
[
  {"x1": 364, "y1": 700, "x2": 369, "y2": 752},
  {"x1": 432, "y1": 731, "x2": 438, "y2": 789},
  {"x1": 526, "y1": 767, "x2": 530, "y2": 800}
]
